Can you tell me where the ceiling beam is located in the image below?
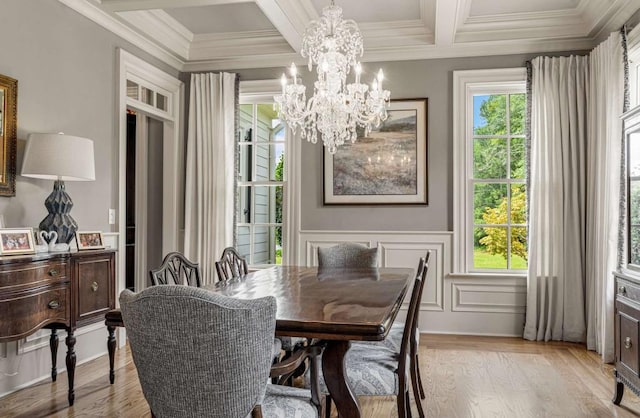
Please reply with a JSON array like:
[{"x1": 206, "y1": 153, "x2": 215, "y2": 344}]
[
  {"x1": 434, "y1": 0, "x2": 461, "y2": 46},
  {"x1": 100, "y1": 0, "x2": 250, "y2": 12},
  {"x1": 254, "y1": 0, "x2": 316, "y2": 52}
]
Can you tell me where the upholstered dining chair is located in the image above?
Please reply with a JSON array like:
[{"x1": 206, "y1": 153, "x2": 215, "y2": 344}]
[
  {"x1": 106, "y1": 252, "x2": 285, "y2": 386},
  {"x1": 105, "y1": 251, "x2": 202, "y2": 384},
  {"x1": 317, "y1": 242, "x2": 379, "y2": 268},
  {"x1": 355, "y1": 251, "x2": 431, "y2": 417},
  {"x1": 312, "y1": 255, "x2": 430, "y2": 418},
  {"x1": 120, "y1": 285, "x2": 321, "y2": 418}
]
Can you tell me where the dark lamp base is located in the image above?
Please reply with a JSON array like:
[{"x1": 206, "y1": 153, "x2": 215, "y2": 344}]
[{"x1": 39, "y1": 180, "x2": 78, "y2": 245}]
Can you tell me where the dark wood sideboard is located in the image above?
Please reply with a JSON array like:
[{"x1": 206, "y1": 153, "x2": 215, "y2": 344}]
[
  {"x1": 613, "y1": 270, "x2": 640, "y2": 405},
  {"x1": 0, "y1": 249, "x2": 116, "y2": 405}
]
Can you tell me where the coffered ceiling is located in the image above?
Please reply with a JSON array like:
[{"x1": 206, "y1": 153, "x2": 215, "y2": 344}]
[{"x1": 59, "y1": 0, "x2": 640, "y2": 71}]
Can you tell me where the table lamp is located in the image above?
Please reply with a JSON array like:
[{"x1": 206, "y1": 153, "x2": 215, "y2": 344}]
[{"x1": 21, "y1": 133, "x2": 95, "y2": 247}]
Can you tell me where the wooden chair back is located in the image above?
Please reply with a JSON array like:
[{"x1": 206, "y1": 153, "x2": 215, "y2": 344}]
[
  {"x1": 149, "y1": 252, "x2": 201, "y2": 287},
  {"x1": 216, "y1": 247, "x2": 249, "y2": 282}
]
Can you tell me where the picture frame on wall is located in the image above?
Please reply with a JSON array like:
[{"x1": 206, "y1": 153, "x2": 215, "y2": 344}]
[
  {"x1": 0, "y1": 228, "x2": 35, "y2": 255},
  {"x1": 323, "y1": 98, "x2": 428, "y2": 205},
  {"x1": 76, "y1": 231, "x2": 105, "y2": 250}
]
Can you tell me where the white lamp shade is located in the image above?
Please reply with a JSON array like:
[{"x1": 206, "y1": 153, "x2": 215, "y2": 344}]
[{"x1": 21, "y1": 133, "x2": 95, "y2": 181}]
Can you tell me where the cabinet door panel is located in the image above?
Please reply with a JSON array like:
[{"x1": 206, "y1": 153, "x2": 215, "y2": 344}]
[
  {"x1": 617, "y1": 303, "x2": 640, "y2": 375},
  {"x1": 75, "y1": 254, "x2": 115, "y2": 324}
]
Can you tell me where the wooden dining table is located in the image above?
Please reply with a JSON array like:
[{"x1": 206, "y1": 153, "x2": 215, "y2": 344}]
[{"x1": 206, "y1": 265, "x2": 414, "y2": 418}]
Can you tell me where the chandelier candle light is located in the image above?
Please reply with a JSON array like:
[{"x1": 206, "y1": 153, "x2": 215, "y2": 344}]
[{"x1": 274, "y1": 0, "x2": 391, "y2": 154}]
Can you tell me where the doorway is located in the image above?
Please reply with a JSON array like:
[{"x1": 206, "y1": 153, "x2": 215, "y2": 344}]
[
  {"x1": 118, "y1": 49, "x2": 183, "y2": 295},
  {"x1": 125, "y1": 110, "x2": 164, "y2": 290}
]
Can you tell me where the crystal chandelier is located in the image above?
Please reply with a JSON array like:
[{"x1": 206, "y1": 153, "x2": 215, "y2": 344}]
[{"x1": 274, "y1": 0, "x2": 391, "y2": 154}]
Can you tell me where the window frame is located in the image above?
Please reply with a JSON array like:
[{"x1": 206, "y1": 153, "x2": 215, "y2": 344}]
[
  {"x1": 238, "y1": 80, "x2": 300, "y2": 267},
  {"x1": 453, "y1": 68, "x2": 527, "y2": 275},
  {"x1": 628, "y1": 24, "x2": 640, "y2": 108}
]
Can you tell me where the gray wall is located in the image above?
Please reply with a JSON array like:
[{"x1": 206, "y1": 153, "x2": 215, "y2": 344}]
[
  {"x1": 227, "y1": 52, "x2": 584, "y2": 232},
  {"x1": 0, "y1": 0, "x2": 179, "y2": 232}
]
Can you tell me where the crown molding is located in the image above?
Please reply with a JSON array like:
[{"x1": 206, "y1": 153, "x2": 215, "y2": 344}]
[
  {"x1": 59, "y1": 0, "x2": 184, "y2": 70},
  {"x1": 182, "y1": 52, "x2": 299, "y2": 71},
  {"x1": 360, "y1": 20, "x2": 434, "y2": 47},
  {"x1": 59, "y1": 0, "x2": 636, "y2": 74},
  {"x1": 360, "y1": 37, "x2": 595, "y2": 63},
  {"x1": 182, "y1": 37, "x2": 596, "y2": 72},
  {"x1": 100, "y1": 0, "x2": 249, "y2": 13},
  {"x1": 254, "y1": 0, "x2": 315, "y2": 51},
  {"x1": 189, "y1": 30, "x2": 293, "y2": 60},
  {"x1": 578, "y1": 0, "x2": 637, "y2": 39},
  {"x1": 118, "y1": 10, "x2": 192, "y2": 59}
]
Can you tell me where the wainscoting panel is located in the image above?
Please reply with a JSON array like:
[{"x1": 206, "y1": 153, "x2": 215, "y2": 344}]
[
  {"x1": 299, "y1": 230, "x2": 526, "y2": 336},
  {"x1": 452, "y1": 281, "x2": 526, "y2": 314},
  {"x1": 379, "y1": 241, "x2": 445, "y2": 311}
]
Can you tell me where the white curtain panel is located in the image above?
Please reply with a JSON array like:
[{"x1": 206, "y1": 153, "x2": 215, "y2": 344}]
[
  {"x1": 586, "y1": 32, "x2": 624, "y2": 362},
  {"x1": 184, "y1": 72, "x2": 237, "y2": 284},
  {"x1": 525, "y1": 55, "x2": 589, "y2": 343}
]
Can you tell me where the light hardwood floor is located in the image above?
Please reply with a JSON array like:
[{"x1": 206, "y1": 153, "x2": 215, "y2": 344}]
[{"x1": 1, "y1": 334, "x2": 640, "y2": 417}]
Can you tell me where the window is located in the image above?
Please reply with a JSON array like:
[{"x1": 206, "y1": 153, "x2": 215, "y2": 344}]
[
  {"x1": 454, "y1": 69, "x2": 527, "y2": 273},
  {"x1": 237, "y1": 103, "x2": 285, "y2": 265}
]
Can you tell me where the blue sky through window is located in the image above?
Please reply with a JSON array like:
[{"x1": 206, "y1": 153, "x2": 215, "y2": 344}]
[{"x1": 473, "y1": 95, "x2": 489, "y2": 131}]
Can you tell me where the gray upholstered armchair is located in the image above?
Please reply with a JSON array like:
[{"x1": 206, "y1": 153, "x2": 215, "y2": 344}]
[
  {"x1": 120, "y1": 285, "x2": 320, "y2": 418},
  {"x1": 317, "y1": 242, "x2": 379, "y2": 268}
]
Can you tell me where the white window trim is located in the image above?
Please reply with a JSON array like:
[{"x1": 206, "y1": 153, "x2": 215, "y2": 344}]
[
  {"x1": 239, "y1": 80, "x2": 300, "y2": 267},
  {"x1": 453, "y1": 68, "x2": 527, "y2": 275},
  {"x1": 628, "y1": 24, "x2": 640, "y2": 108}
]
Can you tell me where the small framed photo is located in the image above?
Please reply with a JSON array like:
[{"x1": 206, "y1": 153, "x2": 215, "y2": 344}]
[
  {"x1": 0, "y1": 228, "x2": 36, "y2": 255},
  {"x1": 76, "y1": 231, "x2": 105, "y2": 250}
]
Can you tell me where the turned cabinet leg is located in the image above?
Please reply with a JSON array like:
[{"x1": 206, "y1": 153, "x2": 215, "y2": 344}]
[
  {"x1": 613, "y1": 371, "x2": 624, "y2": 405},
  {"x1": 66, "y1": 329, "x2": 77, "y2": 406},
  {"x1": 107, "y1": 325, "x2": 116, "y2": 384},
  {"x1": 49, "y1": 329, "x2": 59, "y2": 382}
]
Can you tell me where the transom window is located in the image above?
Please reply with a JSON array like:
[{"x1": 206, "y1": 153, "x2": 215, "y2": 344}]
[{"x1": 237, "y1": 103, "x2": 285, "y2": 265}]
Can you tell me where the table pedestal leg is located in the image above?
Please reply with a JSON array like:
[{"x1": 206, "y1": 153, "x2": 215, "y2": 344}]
[{"x1": 322, "y1": 340, "x2": 361, "y2": 418}]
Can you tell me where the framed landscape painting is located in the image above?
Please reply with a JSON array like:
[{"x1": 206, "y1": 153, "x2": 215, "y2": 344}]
[{"x1": 324, "y1": 98, "x2": 428, "y2": 205}]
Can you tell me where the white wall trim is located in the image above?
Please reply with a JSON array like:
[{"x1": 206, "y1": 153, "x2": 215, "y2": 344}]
[
  {"x1": 452, "y1": 68, "x2": 527, "y2": 275},
  {"x1": 452, "y1": 281, "x2": 526, "y2": 314},
  {"x1": 298, "y1": 230, "x2": 525, "y2": 336},
  {"x1": 118, "y1": 49, "x2": 184, "y2": 295},
  {"x1": 134, "y1": 115, "x2": 149, "y2": 292},
  {"x1": 57, "y1": 0, "x2": 184, "y2": 70},
  {"x1": 16, "y1": 322, "x2": 106, "y2": 355}
]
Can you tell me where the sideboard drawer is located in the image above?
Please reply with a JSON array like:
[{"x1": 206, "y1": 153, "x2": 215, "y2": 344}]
[
  {"x1": 0, "y1": 284, "x2": 70, "y2": 341},
  {"x1": 617, "y1": 277, "x2": 640, "y2": 303},
  {"x1": 0, "y1": 259, "x2": 69, "y2": 291}
]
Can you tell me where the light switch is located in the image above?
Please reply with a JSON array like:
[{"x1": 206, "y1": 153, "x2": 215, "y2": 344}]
[{"x1": 108, "y1": 209, "x2": 116, "y2": 225}]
